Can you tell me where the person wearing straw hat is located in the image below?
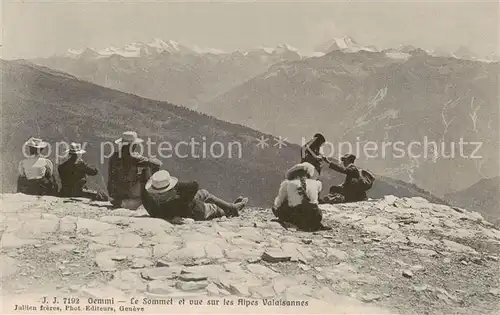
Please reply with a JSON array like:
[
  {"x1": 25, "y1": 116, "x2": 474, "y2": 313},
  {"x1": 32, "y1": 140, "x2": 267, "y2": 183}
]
[
  {"x1": 321, "y1": 153, "x2": 374, "y2": 204},
  {"x1": 272, "y1": 162, "x2": 330, "y2": 231},
  {"x1": 17, "y1": 137, "x2": 58, "y2": 196},
  {"x1": 142, "y1": 170, "x2": 248, "y2": 221},
  {"x1": 107, "y1": 131, "x2": 162, "y2": 210},
  {"x1": 58, "y1": 142, "x2": 106, "y2": 200}
]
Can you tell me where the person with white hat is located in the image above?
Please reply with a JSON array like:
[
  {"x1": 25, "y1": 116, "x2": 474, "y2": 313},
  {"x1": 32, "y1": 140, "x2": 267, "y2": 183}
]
[
  {"x1": 17, "y1": 137, "x2": 58, "y2": 195},
  {"x1": 58, "y1": 142, "x2": 106, "y2": 200},
  {"x1": 107, "y1": 131, "x2": 162, "y2": 210},
  {"x1": 142, "y1": 170, "x2": 248, "y2": 221},
  {"x1": 272, "y1": 162, "x2": 329, "y2": 231}
]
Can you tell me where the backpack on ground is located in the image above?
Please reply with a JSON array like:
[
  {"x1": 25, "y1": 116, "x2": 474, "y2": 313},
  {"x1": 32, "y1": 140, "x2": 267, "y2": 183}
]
[{"x1": 358, "y1": 169, "x2": 375, "y2": 191}]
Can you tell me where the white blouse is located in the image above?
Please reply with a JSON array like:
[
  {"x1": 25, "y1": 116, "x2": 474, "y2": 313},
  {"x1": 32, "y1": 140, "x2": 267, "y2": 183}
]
[
  {"x1": 273, "y1": 179, "x2": 322, "y2": 208},
  {"x1": 18, "y1": 157, "x2": 53, "y2": 180}
]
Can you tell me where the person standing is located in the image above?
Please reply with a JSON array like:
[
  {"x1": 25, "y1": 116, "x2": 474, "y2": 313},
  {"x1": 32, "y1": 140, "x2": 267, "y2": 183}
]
[{"x1": 301, "y1": 133, "x2": 326, "y2": 176}]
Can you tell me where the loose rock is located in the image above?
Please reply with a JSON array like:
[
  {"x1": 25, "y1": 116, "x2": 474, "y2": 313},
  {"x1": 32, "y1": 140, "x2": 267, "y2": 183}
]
[
  {"x1": 179, "y1": 273, "x2": 208, "y2": 282},
  {"x1": 361, "y1": 294, "x2": 382, "y2": 303},
  {"x1": 111, "y1": 255, "x2": 127, "y2": 262},
  {"x1": 175, "y1": 281, "x2": 208, "y2": 291},
  {"x1": 147, "y1": 281, "x2": 175, "y2": 295},
  {"x1": 262, "y1": 250, "x2": 291, "y2": 263}
]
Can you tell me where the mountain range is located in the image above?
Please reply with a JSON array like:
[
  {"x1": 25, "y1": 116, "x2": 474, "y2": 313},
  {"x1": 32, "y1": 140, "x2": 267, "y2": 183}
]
[
  {"x1": 32, "y1": 37, "x2": 499, "y2": 113},
  {"x1": 27, "y1": 37, "x2": 499, "y2": 205},
  {"x1": 34, "y1": 38, "x2": 302, "y2": 110},
  {"x1": 56, "y1": 37, "x2": 500, "y2": 62},
  {"x1": 203, "y1": 49, "x2": 499, "y2": 197},
  {"x1": 0, "y1": 59, "x2": 451, "y2": 208}
]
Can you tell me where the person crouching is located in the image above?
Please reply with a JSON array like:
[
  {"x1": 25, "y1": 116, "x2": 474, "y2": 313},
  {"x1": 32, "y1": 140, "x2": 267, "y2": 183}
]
[{"x1": 272, "y1": 162, "x2": 329, "y2": 231}]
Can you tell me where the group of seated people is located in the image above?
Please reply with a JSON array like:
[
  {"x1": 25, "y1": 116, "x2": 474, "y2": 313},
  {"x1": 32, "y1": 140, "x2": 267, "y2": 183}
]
[
  {"x1": 17, "y1": 132, "x2": 373, "y2": 231},
  {"x1": 272, "y1": 133, "x2": 375, "y2": 230},
  {"x1": 17, "y1": 132, "x2": 249, "y2": 221},
  {"x1": 17, "y1": 137, "x2": 101, "y2": 199}
]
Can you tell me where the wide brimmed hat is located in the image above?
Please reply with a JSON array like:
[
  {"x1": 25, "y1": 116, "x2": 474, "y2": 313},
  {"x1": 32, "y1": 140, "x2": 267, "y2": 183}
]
[
  {"x1": 340, "y1": 153, "x2": 356, "y2": 162},
  {"x1": 285, "y1": 162, "x2": 316, "y2": 180},
  {"x1": 145, "y1": 170, "x2": 179, "y2": 194},
  {"x1": 64, "y1": 142, "x2": 86, "y2": 155},
  {"x1": 24, "y1": 137, "x2": 48, "y2": 149},
  {"x1": 115, "y1": 131, "x2": 144, "y2": 145}
]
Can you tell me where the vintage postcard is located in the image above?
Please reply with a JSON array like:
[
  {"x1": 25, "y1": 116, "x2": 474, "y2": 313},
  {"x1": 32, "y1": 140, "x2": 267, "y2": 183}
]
[{"x1": 1, "y1": 1, "x2": 499, "y2": 314}]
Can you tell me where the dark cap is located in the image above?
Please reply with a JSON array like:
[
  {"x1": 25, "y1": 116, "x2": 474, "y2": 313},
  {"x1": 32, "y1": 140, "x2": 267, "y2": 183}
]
[
  {"x1": 313, "y1": 133, "x2": 326, "y2": 143},
  {"x1": 340, "y1": 154, "x2": 356, "y2": 162}
]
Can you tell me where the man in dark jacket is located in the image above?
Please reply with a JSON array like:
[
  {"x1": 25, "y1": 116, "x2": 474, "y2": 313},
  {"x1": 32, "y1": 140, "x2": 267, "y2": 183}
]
[
  {"x1": 107, "y1": 131, "x2": 162, "y2": 210},
  {"x1": 58, "y1": 142, "x2": 105, "y2": 200},
  {"x1": 321, "y1": 154, "x2": 371, "y2": 203},
  {"x1": 301, "y1": 133, "x2": 326, "y2": 176},
  {"x1": 142, "y1": 170, "x2": 248, "y2": 221}
]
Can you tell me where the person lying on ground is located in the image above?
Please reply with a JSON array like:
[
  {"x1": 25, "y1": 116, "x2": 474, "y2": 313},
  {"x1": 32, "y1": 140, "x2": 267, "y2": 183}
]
[
  {"x1": 272, "y1": 162, "x2": 330, "y2": 231},
  {"x1": 17, "y1": 137, "x2": 58, "y2": 196},
  {"x1": 58, "y1": 142, "x2": 107, "y2": 201},
  {"x1": 142, "y1": 170, "x2": 248, "y2": 222}
]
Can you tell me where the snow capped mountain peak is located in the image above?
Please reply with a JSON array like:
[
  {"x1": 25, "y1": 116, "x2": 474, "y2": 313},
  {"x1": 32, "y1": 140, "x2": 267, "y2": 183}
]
[
  {"x1": 63, "y1": 47, "x2": 100, "y2": 59},
  {"x1": 452, "y1": 45, "x2": 476, "y2": 60},
  {"x1": 275, "y1": 43, "x2": 299, "y2": 52},
  {"x1": 336, "y1": 36, "x2": 358, "y2": 48},
  {"x1": 63, "y1": 38, "x2": 195, "y2": 59},
  {"x1": 147, "y1": 38, "x2": 182, "y2": 53},
  {"x1": 67, "y1": 48, "x2": 85, "y2": 55},
  {"x1": 273, "y1": 43, "x2": 301, "y2": 60},
  {"x1": 315, "y1": 36, "x2": 378, "y2": 54},
  {"x1": 99, "y1": 46, "x2": 121, "y2": 56},
  {"x1": 246, "y1": 44, "x2": 301, "y2": 59},
  {"x1": 149, "y1": 38, "x2": 169, "y2": 46},
  {"x1": 64, "y1": 48, "x2": 84, "y2": 58},
  {"x1": 251, "y1": 46, "x2": 275, "y2": 54},
  {"x1": 192, "y1": 45, "x2": 227, "y2": 55},
  {"x1": 430, "y1": 46, "x2": 452, "y2": 58}
]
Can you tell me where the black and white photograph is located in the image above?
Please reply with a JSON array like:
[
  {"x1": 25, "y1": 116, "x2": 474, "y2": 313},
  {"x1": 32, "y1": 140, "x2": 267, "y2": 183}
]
[{"x1": 0, "y1": 1, "x2": 499, "y2": 314}]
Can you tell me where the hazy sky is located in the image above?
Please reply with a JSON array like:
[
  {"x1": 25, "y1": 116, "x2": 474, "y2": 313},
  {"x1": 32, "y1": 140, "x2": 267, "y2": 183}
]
[{"x1": 1, "y1": 0, "x2": 499, "y2": 59}]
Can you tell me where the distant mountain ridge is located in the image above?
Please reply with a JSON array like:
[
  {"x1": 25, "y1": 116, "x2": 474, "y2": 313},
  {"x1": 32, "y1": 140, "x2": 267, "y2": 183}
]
[
  {"x1": 30, "y1": 38, "x2": 500, "y2": 199},
  {"x1": 33, "y1": 39, "x2": 303, "y2": 109},
  {"x1": 31, "y1": 37, "x2": 499, "y2": 116},
  {"x1": 61, "y1": 38, "x2": 303, "y2": 60},
  {"x1": 1, "y1": 59, "x2": 449, "y2": 206},
  {"x1": 57, "y1": 37, "x2": 499, "y2": 62},
  {"x1": 64, "y1": 39, "x2": 195, "y2": 59},
  {"x1": 315, "y1": 36, "x2": 378, "y2": 54},
  {"x1": 445, "y1": 177, "x2": 500, "y2": 225},
  {"x1": 202, "y1": 50, "x2": 499, "y2": 197}
]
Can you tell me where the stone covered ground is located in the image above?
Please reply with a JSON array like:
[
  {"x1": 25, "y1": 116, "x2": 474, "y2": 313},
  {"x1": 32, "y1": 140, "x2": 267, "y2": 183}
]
[{"x1": 1, "y1": 193, "x2": 499, "y2": 314}]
